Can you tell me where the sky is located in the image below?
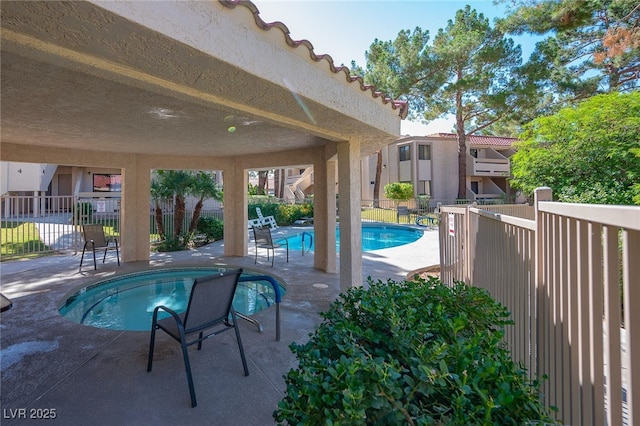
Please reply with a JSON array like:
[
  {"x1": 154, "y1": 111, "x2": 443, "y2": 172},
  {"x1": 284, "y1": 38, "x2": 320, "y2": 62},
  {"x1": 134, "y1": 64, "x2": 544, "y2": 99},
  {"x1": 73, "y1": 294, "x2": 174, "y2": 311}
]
[{"x1": 252, "y1": 0, "x2": 539, "y2": 136}]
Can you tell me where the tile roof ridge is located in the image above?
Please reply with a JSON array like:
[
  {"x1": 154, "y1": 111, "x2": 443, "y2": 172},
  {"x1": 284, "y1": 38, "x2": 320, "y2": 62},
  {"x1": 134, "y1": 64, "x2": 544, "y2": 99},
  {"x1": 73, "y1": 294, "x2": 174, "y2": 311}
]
[{"x1": 219, "y1": 0, "x2": 409, "y2": 119}]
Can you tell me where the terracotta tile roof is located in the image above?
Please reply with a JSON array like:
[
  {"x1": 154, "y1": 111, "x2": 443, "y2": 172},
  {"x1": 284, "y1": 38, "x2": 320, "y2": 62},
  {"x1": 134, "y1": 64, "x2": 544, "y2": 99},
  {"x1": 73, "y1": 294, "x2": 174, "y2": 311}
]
[
  {"x1": 219, "y1": 0, "x2": 409, "y2": 119},
  {"x1": 429, "y1": 133, "x2": 517, "y2": 147}
]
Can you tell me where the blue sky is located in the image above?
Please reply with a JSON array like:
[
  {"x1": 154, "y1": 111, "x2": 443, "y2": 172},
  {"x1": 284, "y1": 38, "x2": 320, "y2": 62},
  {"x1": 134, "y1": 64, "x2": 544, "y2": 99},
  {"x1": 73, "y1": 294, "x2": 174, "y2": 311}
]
[{"x1": 253, "y1": 0, "x2": 539, "y2": 134}]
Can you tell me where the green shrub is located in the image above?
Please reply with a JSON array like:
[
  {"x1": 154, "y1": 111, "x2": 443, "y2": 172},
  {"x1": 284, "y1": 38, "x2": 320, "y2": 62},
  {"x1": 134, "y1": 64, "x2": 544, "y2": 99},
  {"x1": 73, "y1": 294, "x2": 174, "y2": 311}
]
[
  {"x1": 417, "y1": 195, "x2": 431, "y2": 211},
  {"x1": 274, "y1": 277, "x2": 556, "y2": 425},
  {"x1": 75, "y1": 202, "x2": 93, "y2": 222},
  {"x1": 248, "y1": 200, "x2": 313, "y2": 226},
  {"x1": 196, "y1": 217, "x2": 224, "y2": 241},
  {"x1": 384, "y1": 182, "x2": 414, "y2": 205},
  {"x1": 154, "y1": 235, "x2": 186, "y2": 252}
]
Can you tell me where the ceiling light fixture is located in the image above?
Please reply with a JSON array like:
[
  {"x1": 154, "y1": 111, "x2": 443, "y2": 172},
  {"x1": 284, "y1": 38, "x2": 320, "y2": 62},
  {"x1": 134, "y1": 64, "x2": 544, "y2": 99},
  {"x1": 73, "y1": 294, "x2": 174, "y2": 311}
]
[{"x1": 148, "y1": 107, "x2": 178, "y2": 119}]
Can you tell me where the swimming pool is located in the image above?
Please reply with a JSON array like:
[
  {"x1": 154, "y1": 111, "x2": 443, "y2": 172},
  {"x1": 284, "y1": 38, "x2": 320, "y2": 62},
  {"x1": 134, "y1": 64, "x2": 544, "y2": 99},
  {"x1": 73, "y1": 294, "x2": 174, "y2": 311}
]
[
  {"x1": 284, "y1": 223, "x2": 423, "y2": 252},
  {"x1": 59, "y1": 267, "x2": 286, "y2": 333}
]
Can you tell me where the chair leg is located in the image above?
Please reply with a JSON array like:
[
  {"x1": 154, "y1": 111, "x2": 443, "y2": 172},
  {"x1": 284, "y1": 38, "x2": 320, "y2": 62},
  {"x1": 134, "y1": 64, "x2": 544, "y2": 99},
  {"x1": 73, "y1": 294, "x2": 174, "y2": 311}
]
[
  {"x1": 197, "y1": 332, "x2": 204, "y2": 350},
  {"x1": 79, "y1": 244, "x2": 87, "y2": 272},
  {"x1": 115, "y1": 241, "x2": 120, "y2": 266},
  {"x1": 180, "y1": 339, "x2": 197, "y2": 408},
  {"x1": 231, "y1": 309, "x2": 249, "y2": 376},
  {"x1": 91, "y1": 242, "x2": 97, "y2": 270},
  {"x1": 147, "y1": 325, "x2": 157, "y2": 372}
]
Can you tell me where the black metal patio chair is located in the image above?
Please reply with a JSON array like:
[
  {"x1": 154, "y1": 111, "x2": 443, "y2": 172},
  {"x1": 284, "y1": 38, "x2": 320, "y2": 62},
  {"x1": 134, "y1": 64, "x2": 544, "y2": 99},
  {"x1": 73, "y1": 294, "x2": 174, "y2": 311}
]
[
  {"x1": 79, "y1": 224, "x2": 120, "y2": 272},
  {"x1": 397, "y1": 206, "x2": 411, "y2": 223},
  {"x1": 252, "y1": 225, "x2": 288, "y2": 266},
  {"x1": 147, "y1": 269, "x2": 249, "y2": 408}
]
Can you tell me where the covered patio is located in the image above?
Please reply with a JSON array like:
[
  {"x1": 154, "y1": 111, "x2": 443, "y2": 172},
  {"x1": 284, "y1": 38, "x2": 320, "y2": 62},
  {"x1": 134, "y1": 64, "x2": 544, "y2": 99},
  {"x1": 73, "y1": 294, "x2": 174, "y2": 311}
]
[
  {"x1": 0, "y1": 225, "x2": 440, "y2": 424},
  {"x1": 0, "y1": 0, "x2": 407, "y2": 291}
]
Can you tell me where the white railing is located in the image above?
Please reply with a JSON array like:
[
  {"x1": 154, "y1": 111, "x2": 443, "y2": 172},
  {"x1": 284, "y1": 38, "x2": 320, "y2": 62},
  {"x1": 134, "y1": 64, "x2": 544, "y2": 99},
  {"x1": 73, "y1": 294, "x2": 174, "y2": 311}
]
[
  {"x1": 467, "y1": 153, "x2": 510, "y2": 177},
  {"x1": 1, "y1": 195, "x2": 223, "y2": 257},
  {"x1": 439, "y1": 188, "x2": 639, "y2": 425}
]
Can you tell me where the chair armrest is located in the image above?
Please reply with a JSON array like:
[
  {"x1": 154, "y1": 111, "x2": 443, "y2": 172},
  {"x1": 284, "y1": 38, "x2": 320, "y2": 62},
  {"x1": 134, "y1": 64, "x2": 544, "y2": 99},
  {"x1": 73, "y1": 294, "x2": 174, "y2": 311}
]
[
  {"x1": 152, "y1": 305, "x2": 182, "y2": 324},
  {"x1": 274, "y1": 236, "x2": 289, "y2": 245}
]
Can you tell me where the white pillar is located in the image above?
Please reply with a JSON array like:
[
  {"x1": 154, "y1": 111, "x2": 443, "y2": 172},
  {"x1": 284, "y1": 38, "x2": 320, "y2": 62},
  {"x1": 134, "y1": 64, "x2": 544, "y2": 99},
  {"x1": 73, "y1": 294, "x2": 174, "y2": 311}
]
[
  {"x1": 223, "y1": 161, "x2": 248, "y2": 257},
  {"x1": 312, "y1": 150, "x2": 337, "y2": 273},
  {"x1": 121, "y1": 157, "x2": 150, "y2": 262},
  {"x1": 40, "y1": 191, "x2": 46, "y2": 217},
  {"x1": 33, "y1": 191, "x2": 40, "y2": 217},
  {"x1": 337, "y1": 139, "x2": 362, "y2": 291}
]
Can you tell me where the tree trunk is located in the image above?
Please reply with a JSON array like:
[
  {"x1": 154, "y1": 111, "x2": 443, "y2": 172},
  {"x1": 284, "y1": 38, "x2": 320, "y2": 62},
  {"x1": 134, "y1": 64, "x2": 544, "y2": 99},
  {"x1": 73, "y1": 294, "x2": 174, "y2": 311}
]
[
  {"x1": 457, "y1": 130, "x2": 467, "y2": 200},
  {"x1": 174, "y1": 195, "x2": 186, "y2": 236},
  {"x1": 373, "y1": 150, "x2": 383, "y2": 208},
  {"x1": 258, "y1": 171, "x2": 268, "y2": 195},
  {"x1": 279, "y1": 169, "x2": 285, "y2": 199},
  {"x1": 188, "y1": 198, "x2": 204, "y2": 233},
  {"x1": 456, "y1": 87, "x2": 467, "y2": 200},
  {"x1": 154, "y1": 202, "x2": 165, "y2": 239},
  {"x1": 274, "y1": 170, "x2": 280, "y2": 198}
]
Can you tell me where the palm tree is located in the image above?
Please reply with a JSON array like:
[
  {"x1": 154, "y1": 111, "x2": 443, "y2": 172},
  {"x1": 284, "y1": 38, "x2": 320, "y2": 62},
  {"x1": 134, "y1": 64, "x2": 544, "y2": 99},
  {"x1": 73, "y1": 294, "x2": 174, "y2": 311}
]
[
  {"x1": 150, "y1": 177, "x2": 171, "y2": 239},
  {"x1": 188, "y1": 172, "x2": 222, "y2": 233},
  {"x1": 155, "y1": 170, "x2": 193, "y2": 237}
]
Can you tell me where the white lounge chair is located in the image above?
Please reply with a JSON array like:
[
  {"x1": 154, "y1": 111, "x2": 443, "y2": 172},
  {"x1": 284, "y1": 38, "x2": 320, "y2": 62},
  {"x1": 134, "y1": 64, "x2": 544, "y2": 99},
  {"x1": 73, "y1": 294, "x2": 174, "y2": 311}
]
[{"x1": 256, "y1": 207, "x2": 278, "y2": 230}]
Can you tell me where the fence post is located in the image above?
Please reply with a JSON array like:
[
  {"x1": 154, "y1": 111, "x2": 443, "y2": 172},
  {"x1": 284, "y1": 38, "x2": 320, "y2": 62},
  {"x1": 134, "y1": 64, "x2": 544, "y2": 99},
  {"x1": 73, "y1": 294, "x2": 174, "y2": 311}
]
[
  {"x1": 466, "y1": 202, "x2": 478, "y2": 284},
  {"x1": 533, "y1": 186, "x2": 552, "y2": 410}
]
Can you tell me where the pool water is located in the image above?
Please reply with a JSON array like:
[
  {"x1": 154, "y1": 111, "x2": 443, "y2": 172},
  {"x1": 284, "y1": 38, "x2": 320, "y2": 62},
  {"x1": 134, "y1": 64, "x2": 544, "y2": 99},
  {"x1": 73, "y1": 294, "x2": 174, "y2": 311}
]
[
  {"x1": 284, "y1": 223, "x2": 423, "y2": 252},
  {"x1": 59, "y1": 267, "x2": 286, "y2": 332}
]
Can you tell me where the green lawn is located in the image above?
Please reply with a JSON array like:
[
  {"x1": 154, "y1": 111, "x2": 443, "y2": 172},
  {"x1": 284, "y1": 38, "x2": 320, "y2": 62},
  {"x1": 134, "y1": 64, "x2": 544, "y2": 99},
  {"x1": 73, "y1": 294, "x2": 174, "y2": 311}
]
[
  {"x1": 1, "y1": 221, "x2": 52, "y2": 259},
  {"x1": 360, "y1": 207, "x2": 436, "y2": 225}
]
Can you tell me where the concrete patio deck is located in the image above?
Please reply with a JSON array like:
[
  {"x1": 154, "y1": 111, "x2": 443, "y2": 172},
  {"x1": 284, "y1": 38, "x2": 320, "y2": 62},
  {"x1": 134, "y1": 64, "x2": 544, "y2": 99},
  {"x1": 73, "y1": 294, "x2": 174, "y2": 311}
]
[{"x1": 0, "y1": 226, "x2": 440, "y2": 425}]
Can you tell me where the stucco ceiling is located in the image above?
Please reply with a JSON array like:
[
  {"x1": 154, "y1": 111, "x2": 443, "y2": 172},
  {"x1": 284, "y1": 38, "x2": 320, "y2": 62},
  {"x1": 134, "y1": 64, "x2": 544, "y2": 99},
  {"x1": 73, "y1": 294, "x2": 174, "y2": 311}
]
[
  {"x1": 1, "y1": 51, "x2": 326, "y2": 158},
  {"x1": 0, "y1": 1, "x2": 404, "y2": 164}
]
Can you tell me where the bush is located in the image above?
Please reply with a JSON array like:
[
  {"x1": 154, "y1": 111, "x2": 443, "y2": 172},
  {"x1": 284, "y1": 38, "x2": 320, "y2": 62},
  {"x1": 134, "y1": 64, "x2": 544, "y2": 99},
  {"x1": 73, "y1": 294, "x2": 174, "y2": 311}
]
[
  {"x1": 384, "y1": 182, "x2": 414, "y2": 205},
  {"x1": 274, "y1": 277, "x2": 556, "y2": 425},
  {"x1": 248, "y1": 200, "x2": 313, "y2": 226},
  {"x1": 417, "y1": 195, "x2": 431, "y2": 211},
  {"x1": 196, "y1": 217, "x2": 224, "y2": 242},
  {"x1": 154, "y1": 235, "x2": 187, "y2": 252},
  {"x1": 75, "y1": 202, "x2": 93, "y2": 222}
]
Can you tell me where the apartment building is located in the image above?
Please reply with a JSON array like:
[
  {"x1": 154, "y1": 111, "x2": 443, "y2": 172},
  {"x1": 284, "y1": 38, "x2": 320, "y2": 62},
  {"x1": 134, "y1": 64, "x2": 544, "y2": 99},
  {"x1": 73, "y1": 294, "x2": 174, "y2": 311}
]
[{"x1": 361, "y1": 133, "x2": 520, "y2": 205}]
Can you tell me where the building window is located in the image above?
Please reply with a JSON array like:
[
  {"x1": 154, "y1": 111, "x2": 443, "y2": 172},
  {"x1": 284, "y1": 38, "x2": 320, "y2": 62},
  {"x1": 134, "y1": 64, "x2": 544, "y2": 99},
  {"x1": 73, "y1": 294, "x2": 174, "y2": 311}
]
[
  {"x1": 470, "y1": 149, "x2": 478, "y2": 158},
  {"x1": 398, "y1": 145, "x2": 411, "y2": 161},
  {"x1": 93, "y1": 174, "x2": 122, "y2": 192},
  {"x1": 418, "y1": 180, "x2": 431, "y2": 196},
  {"x1": 418, "y1": 144, "x2": 431, "y2": 160}
]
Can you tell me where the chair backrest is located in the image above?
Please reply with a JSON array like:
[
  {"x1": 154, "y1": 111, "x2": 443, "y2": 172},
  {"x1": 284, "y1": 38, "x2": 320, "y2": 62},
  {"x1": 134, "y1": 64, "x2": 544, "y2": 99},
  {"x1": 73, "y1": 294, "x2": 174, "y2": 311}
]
[
  {"x1": 183, "y1": 269, "x2": 242, "y2": 332},
  {"x1": 256, "y1": 207, "x2": 264, "y2": 219},
  {"x1": 398, "y1": 206, "x2": 409, "y2": 215},
  {"x1": 252, "y1": 226, "x2": 273, "y2": 246},
  {"x1": 82, "y1": 224, "x2": 109, "y2": 248}
]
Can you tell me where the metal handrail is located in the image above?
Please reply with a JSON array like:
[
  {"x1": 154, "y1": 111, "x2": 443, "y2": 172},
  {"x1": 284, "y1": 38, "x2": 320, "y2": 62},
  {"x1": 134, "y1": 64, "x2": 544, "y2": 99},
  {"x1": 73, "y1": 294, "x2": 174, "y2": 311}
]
[
  {"x1": 238, "y1": 275, "x2": 283, "y2": 341},
  {"x1": 301, "y1": 231, "x2": 313, "y2": 255}
]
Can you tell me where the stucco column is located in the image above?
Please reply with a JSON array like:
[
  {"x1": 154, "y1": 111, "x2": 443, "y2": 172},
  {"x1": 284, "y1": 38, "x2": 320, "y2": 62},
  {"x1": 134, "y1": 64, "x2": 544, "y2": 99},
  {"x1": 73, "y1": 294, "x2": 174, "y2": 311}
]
[
  {"x1": 223, "y1": 161, "x2": 248, "y2": 257},
  {"x1": 337, "y1": 139, "x2": 362, "y2": 291},
  {"x1": 312, "y1": 150, "x2": 337, "y2": 273},
  {"x1": 121, "y1": 157, "x2": 150, "y2": 262}
]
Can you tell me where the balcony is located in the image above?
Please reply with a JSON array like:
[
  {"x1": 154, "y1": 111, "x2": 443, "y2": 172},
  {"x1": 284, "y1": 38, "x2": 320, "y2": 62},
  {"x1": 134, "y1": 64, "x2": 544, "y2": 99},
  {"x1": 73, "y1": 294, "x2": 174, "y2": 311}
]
[{"x1": 467, "y1": 150, "x2": 510, "y2": 177}]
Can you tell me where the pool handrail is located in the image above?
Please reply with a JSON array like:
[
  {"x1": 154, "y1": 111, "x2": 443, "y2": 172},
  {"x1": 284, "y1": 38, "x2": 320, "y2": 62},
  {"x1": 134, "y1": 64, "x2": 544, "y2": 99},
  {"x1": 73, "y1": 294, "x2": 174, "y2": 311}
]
[
  {"x1": 301, "y1": 231, "x2": 313, "y2": 255},
  {"x1": 238, "y1": 275, "x2": 282, "y2": 341}
]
